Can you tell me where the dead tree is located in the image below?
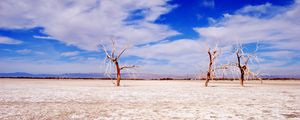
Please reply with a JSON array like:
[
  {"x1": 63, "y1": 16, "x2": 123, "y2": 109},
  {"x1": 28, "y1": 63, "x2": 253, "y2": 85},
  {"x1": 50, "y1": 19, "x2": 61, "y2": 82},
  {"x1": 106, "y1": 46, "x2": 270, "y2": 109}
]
[
  {"x1": 235, "y1": 46, "x2": 261, "y2": 86},
  {"x1": 236, "y1": 48, "x2": 249, "y2": 86},
  {"x1": 99, "y1": 40, "x2": 137, "y2": 86},
  {"x1": 205, "y1": 48, "x2": 218, "y2": 87},
  {"x1": 210, "y1": 43, "x2": 261, "y2": 87}
]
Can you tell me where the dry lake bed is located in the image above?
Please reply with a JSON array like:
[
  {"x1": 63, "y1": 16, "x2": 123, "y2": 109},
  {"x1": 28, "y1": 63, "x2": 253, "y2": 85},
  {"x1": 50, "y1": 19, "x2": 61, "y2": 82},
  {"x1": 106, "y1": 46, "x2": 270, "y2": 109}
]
[{"x1": 0, "y1": 79, "x2": 299, "y2": 119}]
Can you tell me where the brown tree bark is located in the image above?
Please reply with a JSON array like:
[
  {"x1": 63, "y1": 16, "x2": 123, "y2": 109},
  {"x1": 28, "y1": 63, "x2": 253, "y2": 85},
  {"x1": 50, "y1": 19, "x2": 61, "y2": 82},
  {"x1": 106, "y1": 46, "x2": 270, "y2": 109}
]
[
  {"x1": 205, "y1": 72, "x2": 211, "y2": 87},
  {"x1": 99, "y1": 40, "x2": 136, "y2": 87},
  {"x1": 205, "y1": 50, "x2": 213, "y2": 87},
  {"x1": 205, "y1": 48, "x2": 217, "y2": 87},
  {"x1": 236, "y1": 50, "x2": 246, "y2": 87},
  {"x1": 114, "y1": 61, "x2": 121, "y2": 86},
  {"x1": 240, "y1": 67, "x2": 245, "y2": 86}
]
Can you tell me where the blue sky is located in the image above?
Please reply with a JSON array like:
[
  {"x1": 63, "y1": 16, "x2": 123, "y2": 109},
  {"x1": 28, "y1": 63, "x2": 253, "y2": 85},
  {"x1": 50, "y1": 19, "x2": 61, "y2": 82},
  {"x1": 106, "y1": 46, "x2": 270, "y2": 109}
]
[{"x1": 0, "y1": 0, "x2": 299, "y2": 77}]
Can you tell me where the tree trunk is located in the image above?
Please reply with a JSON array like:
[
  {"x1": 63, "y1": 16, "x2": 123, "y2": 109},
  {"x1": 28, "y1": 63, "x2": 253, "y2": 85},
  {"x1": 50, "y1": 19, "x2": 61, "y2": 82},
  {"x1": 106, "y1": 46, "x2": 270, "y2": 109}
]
[
  {"x1": 114, "y1": 61, "x2": 121, "y2": 86},
  {"x1": 236, "y1": 51, "x2": 244, "y2": 87},
  {"x1": 240, "y1": 70, "x2": 244, "y2": 86},
  {"x1": 205, "y1": 61, "x2": 213, "y2": 87},
  {"x1": 205, "y1": 72, "x2": 210, "y2": 87},
  {"x1": 205, "y1": 50, "x2": 213, "y2": 87}
]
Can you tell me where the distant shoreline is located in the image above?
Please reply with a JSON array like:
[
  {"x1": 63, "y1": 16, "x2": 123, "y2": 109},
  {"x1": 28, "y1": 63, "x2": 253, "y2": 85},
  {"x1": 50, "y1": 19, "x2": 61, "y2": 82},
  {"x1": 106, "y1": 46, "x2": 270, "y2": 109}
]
[{"x1": 1, "y1": 77, "x2": 300, "y2": 80}]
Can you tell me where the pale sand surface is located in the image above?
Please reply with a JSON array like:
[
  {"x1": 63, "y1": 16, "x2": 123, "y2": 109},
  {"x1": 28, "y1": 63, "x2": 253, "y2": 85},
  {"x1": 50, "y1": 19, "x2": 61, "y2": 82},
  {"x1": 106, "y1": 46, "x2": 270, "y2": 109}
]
[{"x1": 0, "y1": 79, "x2": 299, "y2": 119}]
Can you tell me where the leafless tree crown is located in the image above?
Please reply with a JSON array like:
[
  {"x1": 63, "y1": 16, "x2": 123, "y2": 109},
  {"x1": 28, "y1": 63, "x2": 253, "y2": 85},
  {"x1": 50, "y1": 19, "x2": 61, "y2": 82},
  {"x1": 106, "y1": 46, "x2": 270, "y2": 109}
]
[{"x1": 99, "y1": 39, "x2": 137, "y2": 86}]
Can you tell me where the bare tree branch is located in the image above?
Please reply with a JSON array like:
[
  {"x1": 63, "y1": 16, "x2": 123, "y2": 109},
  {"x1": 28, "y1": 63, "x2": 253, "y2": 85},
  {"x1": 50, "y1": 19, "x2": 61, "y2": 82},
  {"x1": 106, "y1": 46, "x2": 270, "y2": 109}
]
[
  {"x1": 117, "y1": 47, "x2": 127, "y2": 60},
  {"x1": 99, "y1": 40, "x2": 136, "y2": 86},
  {"x1": 99, "y1": 44, "x2": 113, "y2": 60},
  {"x1": 120, "y1": 65, "x2": 138, "y2": 70},
  {"x1": 205, "y1": 48, "x2": 218, "y2": 87},
  {"x1": 111, "y1": 39, "x2": 116, "y2": 58}
]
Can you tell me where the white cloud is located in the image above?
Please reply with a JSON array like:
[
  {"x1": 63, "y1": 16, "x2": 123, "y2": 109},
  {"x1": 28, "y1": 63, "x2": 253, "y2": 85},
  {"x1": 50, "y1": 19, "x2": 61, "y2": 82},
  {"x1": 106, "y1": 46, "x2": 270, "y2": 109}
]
[
  {"x1": 0, "y1": 36, "x2": 22, "y2": 44},
  {"x1": 130, "y1": 40, "x2": 203, "y2": 61},
  {"x1": 0, "y1": 0, "x2": 178, "y2": 51},
  {"x1": 0, "y1": 58, "x2": 102, "y2": 74},
  {"x1": 194, "y1": 2, "x2": 300, "y2": 75},
  {"x1": 260, "y1": 50, "x2": 299, "y2": 59},
  {"x1": 235, "y1": 3, "x2": 288, "y2": 18},
  {"x1": 125, "y1": 39, "x2": 209, "y2": 74},
  {"x1": 1, "y1": 0, "x2": 299, "y2": 76},
  {"x1": 201, "y1": 0, "x2": 215, "y2": 8},
  {"x1": 61, "y1": 51, "x2": 80, "y2": 57},
  {"x1": 0, "y1": 0, "x2": 180, "y2": 74},
  {"x1": 195, "y1": 2, "x2": 300, "y2": 48},
  {"x1": 16, "y1": 49, "x2": 31, "y2": 54},
  {"x1": 33, "y1": 35, "x2": 56, "y2": 40}
]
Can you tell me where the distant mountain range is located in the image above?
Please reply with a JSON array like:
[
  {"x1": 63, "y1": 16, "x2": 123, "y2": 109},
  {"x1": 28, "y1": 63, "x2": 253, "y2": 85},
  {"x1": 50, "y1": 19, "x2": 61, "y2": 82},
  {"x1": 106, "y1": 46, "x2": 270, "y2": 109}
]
[
  {"x1": 0, "y1": 72, "x2": 299, "y2": 79},
  {"x1": 0, "y1": 72, "x2": 115, "y2": 78},
  {"x1": 0, "y1": 72, "x2": 194, "y2": 79}
]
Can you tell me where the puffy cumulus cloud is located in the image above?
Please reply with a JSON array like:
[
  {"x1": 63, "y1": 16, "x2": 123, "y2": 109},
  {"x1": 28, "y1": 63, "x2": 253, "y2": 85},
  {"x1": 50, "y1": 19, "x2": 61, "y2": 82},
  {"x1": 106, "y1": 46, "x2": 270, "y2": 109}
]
[
  {"x1": 235, "y1": 3, "x2": 288, "y2": 18},
  {"x1": 126, "y1": 39, "x2": 210, "y2": 74},
  {"x1": 195, "y1": 2, "x2": 300, "y2": 48},
  {"x1": 194, "y1": 2, "x2": 300, "y2": 76},
  {"x1": 126, "y1": 39, "x2": 234, "y2": 74},
  {"x1": 1, "y1": 0, "x2": 299, "y2": 76},
  {"x1": 0, "y1": 0, "x2": 178, "y2": 51},
  {"x1": 0, "y1": 36, "x2": 22, "y2": 44},
  {"x1": 130, "y1": 40, "x2": 202, "y2": 60}
]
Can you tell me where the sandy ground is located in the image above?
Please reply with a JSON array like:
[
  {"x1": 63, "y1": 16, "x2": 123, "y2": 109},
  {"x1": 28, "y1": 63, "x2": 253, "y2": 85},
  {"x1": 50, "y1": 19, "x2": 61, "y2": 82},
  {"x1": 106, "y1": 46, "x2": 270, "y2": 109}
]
[{"x1": 0, "y1": 79, "x2": 299, "y2": 120}]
